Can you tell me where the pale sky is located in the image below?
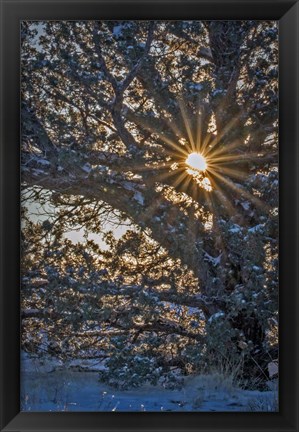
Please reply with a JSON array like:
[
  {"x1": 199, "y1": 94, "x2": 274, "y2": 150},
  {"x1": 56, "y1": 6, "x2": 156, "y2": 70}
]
[{"x1": 25, "y1": 199, "x2": 130, "y2": 250}]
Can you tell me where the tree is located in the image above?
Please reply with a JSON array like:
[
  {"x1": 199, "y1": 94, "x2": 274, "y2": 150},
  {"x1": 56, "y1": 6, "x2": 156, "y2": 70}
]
[{"x1": 21, "y1": 20, "x2": 278, "y2": 388}]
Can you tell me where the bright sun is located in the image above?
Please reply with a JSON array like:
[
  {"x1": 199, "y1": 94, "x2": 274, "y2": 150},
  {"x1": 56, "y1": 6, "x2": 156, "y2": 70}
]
[{"x1": 185, "y1": 152, "x2": 207, "y2": 171}]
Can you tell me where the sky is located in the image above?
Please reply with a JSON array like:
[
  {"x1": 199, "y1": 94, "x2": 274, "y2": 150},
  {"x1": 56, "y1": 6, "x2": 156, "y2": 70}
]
[{"x1": 25, "y1": 199, "x2": 130, "y2": 250}]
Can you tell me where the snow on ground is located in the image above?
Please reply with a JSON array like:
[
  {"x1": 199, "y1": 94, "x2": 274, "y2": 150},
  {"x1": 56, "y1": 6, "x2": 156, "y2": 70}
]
[{"x1": 21, "y1": 352, "x2": 278, "y2": 412}]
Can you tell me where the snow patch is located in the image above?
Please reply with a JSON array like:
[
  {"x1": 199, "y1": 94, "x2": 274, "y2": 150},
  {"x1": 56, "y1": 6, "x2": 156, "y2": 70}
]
[
  {"x1": 34, "y1": 157, "x2": 50, "y2": 166},
  {"x1": 241, "y1": 201, "x2": 250, "y2": 211},
  {"x1": 133, "y1": 191, "x2": 144, "y2": 205},
  {"x1": 20, "y1": 358, "x2": 278, "y2": 412},
  {"x1": 252, "y1": 266, "x2": 261, "y2": 272},
  {"x1": 248, "y1": 224, "x2": 264, "y2": 234},
  {"x1": 229, "y1": 225, "x2": 242, "y2": 234},
  {"x1": 113, "y1": 25, "x2": 124, "y2": 39},
  {"x1": 204, "y1": 252, "x2": 222, "y2": 267},
  {"x1": 189, "y1": 83, "x2": 203, "y2": 91},
  {"x1": 82, "y1": 163, "x2": 92, "y2": 173},
  {"x1": 208, "y1": 312, "x2": 225, "y2": 323},
  {"x1": 123, "y1": 181, "x2": 136, "y2": 191}
]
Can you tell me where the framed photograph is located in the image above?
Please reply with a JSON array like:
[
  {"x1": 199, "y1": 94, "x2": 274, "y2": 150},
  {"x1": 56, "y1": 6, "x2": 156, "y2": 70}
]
[{"x1": 1, "y1": 0, "x2": 298, "y2": 431}]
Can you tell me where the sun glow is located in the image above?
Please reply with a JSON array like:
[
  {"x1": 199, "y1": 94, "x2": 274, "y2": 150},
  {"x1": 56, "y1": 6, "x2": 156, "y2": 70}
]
[
  {"x1": 130, "y1": 94, "x2": 270, "y2": 206},
  {"x1": 186, "y1": 152, "x2": 207, "y2": 172}
]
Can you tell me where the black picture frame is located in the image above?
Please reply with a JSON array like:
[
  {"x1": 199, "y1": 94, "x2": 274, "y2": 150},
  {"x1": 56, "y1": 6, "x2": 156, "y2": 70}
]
[{"x1": 0, "y1": 0, "x2": 298, "y2": 431}]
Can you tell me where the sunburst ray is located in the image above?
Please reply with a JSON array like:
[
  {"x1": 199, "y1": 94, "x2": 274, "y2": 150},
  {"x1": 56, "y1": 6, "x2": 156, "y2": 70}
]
[
  {"x1": 178, "y1": 98, "x2": 196, "y2": 152},
  {"x1": 209, "y1": 169, "x2": 270, "y2": 212}
]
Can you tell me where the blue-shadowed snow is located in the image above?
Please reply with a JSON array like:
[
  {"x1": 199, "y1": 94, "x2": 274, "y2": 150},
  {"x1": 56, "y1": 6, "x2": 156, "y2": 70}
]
[
  {"x1": 228, "y1": 224, "x2": 242, "y2": 233},
  {"x1": 248, "y1": 224, "x2": 265, "y2": 233},
  {"x1": 207, "y1": 312, "x2": 225, "y2": 323},
  {"x1": 21, "y1": 352, "x2": 278, "y2": 412},
  {"x1": 112, "y1": 24, "x2": 124, "y2": 39},
  {"x1": 133, "y1": 191, "x2": 144, "y2": 205}
]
